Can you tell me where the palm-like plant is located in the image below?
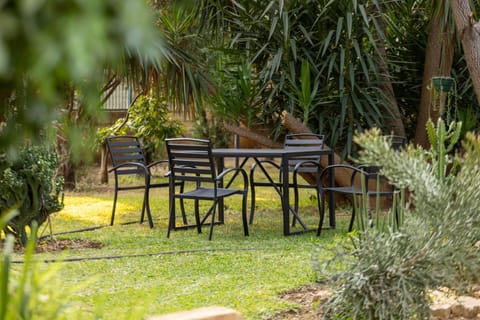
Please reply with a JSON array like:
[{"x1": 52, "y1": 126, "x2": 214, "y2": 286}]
[{"x1": 196, "y1": 0, "x2": 405, "y2": 155}]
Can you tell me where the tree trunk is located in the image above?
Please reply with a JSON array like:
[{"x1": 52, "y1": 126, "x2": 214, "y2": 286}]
[
  {"x1": 372, "y1": 3, "x2": 406, "y2": 137},
  {"x1": 223, "y1": 123, "x2": 283, "y2": 149},
  {"x1": 57, "y1": 135, "x2": 76, "y2": 190},
  {"x1": 451, "y1": 0, "x2": 480, "y2": 104},
  {"x1": 99, "y1": 143, "x2": 109, "y2": 184},
  {"x1": 415, "y1": 5, "x2": 455, "y2": 148},
  {"x1": 57, "y1": 84, "x2": 77, "y2": 191}
]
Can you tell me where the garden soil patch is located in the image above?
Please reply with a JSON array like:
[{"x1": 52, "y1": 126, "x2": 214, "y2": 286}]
[
  {"x1": 269, "y1": 284, "x2": 480, "y2": 320},
  {"x1": 268, "y1": 284, "x2": 328, "y2": 319},
  {"x1": 15, "y1": 238, "x2": 104, "y2": 253},
  {"x1": 35, "y1": 238, "x2": 103, "y2": 252}
]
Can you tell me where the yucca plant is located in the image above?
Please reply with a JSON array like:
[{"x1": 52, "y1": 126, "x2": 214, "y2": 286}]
[{"x1": 195, "y1": 0, "x2": 406, "y2": 156}]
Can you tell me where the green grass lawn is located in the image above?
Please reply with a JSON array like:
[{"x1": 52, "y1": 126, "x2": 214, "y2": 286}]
[{"x1": 11, "y1": 169, "x2": 352, "y2": 320}]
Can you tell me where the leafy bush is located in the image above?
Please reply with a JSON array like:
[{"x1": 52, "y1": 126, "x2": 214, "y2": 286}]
[
  {"x1": 0, "y1": 144, "x2": 64, "y2": 245},
  {"x1": 96, "y1": 94, "x2": 183, "y2": 157},
  {"x1": 318, "y1": 120, "x2": 480, "y2": 319}
]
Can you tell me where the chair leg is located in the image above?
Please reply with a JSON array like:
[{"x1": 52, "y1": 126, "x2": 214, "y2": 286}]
[
  {"x1": 144, "y1": 187, "x2": 154, "y2": 228},
  {"x1": 208, "y1": 202, "x2": 217, "y2": 241},
  {"x1": 140, "y1": 194, "x2": 146, "y2": 224},
  {"x1": 348, "y1": 205, "x2": 356, "y2": 232},
  {"x1": 167, "y1": 195, "x2": 176, "y2": 238},
  {"x1": 292, "y1": 185, "x2": 300, "y2": 227},
  {"x1": 317, "y1": 191, "x2": 326, "y2": 236},
  {"x1": 111, "y1": 187, "x2": 118, "y2": 226},
  {"x1": 249, "y1": 172, "x2": 257, "y2": 225},
  {"x1": 242, "y1": 193, "x2": 249, "y2": 236},
  {"x1": 180, "y1": 182, "x2": 188, "y2": 225},
  {"x1": 194, "y1": 199, "x2": 202, "y2": 234}
]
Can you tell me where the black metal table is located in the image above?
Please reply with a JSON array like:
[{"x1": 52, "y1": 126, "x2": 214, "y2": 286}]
[{"x1": 212, "y1": 147, "x2": 335, "y2": 236}]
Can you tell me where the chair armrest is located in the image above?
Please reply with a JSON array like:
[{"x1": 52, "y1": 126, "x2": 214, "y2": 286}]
[
  {"x1": 108, "y1": 162, "x2": 150, "y2": 175},
  {"x1": 319, "y1": 164, "x2": 367, "y2": 187},
  {"x1": 216, "y1": 167, "x2": 248, "y2": 188},
  {"x1": 292, "y1": 159, "x2": 321, "y2": 172},
  {"x1": 291, "y1": 160, "x2": 322, "y2": 186}
]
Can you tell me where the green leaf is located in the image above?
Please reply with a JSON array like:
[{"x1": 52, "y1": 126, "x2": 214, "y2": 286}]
[
  {"x1": 346, "y1": 12, "x2": 353, "y2": 38},
  {"x1": 339, "y1": 47, "x2": 345, "y2": 90},
  {"x1": 359, "y1": 4, "x2": 369, "y2": 27},
  {"x1": 322, "y1": 30, "x2": 334, "y2": 56},
  {"x1": 335, "y1": 17, "x2": 344, "y2": 46},
  {"x1": 268, "y1": 16, "x2": 279, "y2": 40}
]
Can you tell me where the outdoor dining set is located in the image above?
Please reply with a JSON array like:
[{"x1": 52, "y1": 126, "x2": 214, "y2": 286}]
[{"x1": 105, "y1": 134, "x2": 405, "y2": 240}]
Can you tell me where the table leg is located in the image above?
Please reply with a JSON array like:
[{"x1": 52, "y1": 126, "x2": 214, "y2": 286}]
[
  {"x1": 225, "y1": 157, "x2": 249, "y2": 188},
  {"x1": 281, "y1": 155, "x2": 290, "y2": 235},
  {"x1": 167, "y1": 175, "x2": 175, "y2": 237},
  {"x1": 217, "y1": 156, "x2": 225, "y2": 223},
  {"x1": 328, "y1": 152, "x2": 335, "y2": 228}
]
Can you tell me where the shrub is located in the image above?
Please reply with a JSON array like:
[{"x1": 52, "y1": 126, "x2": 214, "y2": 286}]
[
  {"x1": 318, "y1": 120, "x2": 480, "y2": 319},
  {"x1": 96, "y1": 94, "x2": 183, "y2": 158},
  {"x1": 0, "y1": 144, "x2": 64, "y2": 245}
]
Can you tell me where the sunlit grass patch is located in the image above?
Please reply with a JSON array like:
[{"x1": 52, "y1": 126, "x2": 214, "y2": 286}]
[{"x1": 12, "y1": 166, "x2": 354, "y2": 320}]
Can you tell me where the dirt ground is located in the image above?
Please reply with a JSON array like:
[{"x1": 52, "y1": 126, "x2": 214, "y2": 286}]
[
  {"x1": 269, "y1": 284, "x2": 329, "y2": 319},
  {"x1": 14, "y1": 237, "x2": 103, "y2": 253}
]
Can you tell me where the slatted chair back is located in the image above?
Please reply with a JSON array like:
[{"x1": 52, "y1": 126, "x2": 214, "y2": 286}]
[
  {"x1": 165, "y1": 138, "x2": 249, "y2": 240},
  {"x1": 165, "y1": 138, "x2": 216, "y2": 185},
  {"x1": 105, "y1": 135, "x2": 173, "y2": 228},
  {"x1": 284, "y1": 133, "x2": 325, "y2": 173},
  {"x1": 386, "y1": 135, "x2": 407, "y2": 150},
  {"x1": 106, "y1": 135, "x2": 147, "y2": 176}
]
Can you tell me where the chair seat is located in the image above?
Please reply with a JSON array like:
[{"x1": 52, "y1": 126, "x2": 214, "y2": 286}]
[
  {"x1": 323, "y1": 186, "x2": 364, "y2": 195},
  {"x1": 318, "y1": 163, "x2": 402, "y2": 236},
  {"x1": 323, "y1": 186, "x2": 398, "y2": 196},
  {"x1": 175, "y1": 187, "x2": 243, "y2": 200}
]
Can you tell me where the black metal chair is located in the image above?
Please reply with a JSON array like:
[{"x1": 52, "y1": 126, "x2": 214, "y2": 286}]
[
  {"x1": 165, "y1": 138, "x2": 249, "y2": 240},
  {"x1": 249, "y1": 133, "x2": 325, "y2": 225},
  {"x1": 316, "y1": 164, "x2": 399, "y2": 235},
  {"x1": 105, "y1": 135, "x2": 184, "y2": 228},
  {"x1": 317, "y1": 134, "x2": 406, "y2": 235},
  {"x1": 317, "y1": 148, "x2": 407, "y2": 237}
]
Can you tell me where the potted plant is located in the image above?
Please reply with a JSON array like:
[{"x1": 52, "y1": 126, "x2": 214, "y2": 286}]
[
  {"x1": 431, "y1": 76, "x2": 455, "y2": 92},
  {"x1": 429, "y1": 76, "x2": 457, "y2": 122}
]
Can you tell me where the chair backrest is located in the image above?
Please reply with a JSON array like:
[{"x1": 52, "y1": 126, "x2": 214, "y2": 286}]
[
  {"x1": 165, "y1": 138, "x2": 216, "y2": 184},
  {"x1": 386, "y1": 135, "x2": 406, "y2": 150},
  {"x1": 106, "y1": 135, "x2": 147, "y2": 175},
  {"x1": 284, "y1": 133, "x2": 325, "y2": 173}
]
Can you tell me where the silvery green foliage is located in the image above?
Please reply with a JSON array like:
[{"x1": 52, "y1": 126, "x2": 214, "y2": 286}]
[{"x1": 320, "y1": 120, "x2": 480, "y2": 319}]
